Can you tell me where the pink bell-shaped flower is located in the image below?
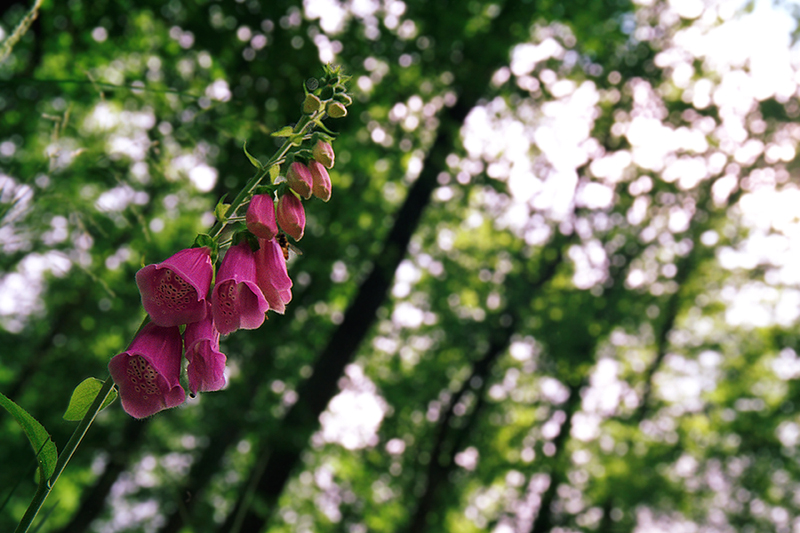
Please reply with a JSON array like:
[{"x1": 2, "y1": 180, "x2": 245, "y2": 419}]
[
  {"x1": 136, "y1": 247, "x2": 213, "y2": 327},
  {"x1": 108, "y1": 323, "x2": 186, "y2": 418},
  {"x1": 246, "y1": 193, "x2": 278, "y2": 240},
  {"x1": 286, "y1": 162, "x2": 313, "y2": 200},
  {"x1": 184, "y1": 303, "x2": 226, "y2": 394},
  {"x1": 312, "y1": 140, "x2": 334, "y2": 169},
  {"x1": 308, "y1": 160, "x2": 332, "y2": 202},
  {"x1": 255, "y1": 238, "x2": 293, "y2": 314},
  {"x1": 212, "y1": 241, "x2": 269, "y2": 335},
  {"x1": 276, "y1": 192, "x2": 305, "y2": 241}
]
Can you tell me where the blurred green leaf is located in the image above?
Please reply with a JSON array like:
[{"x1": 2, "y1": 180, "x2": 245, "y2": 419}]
[
  {"x1": 271, "y1": 126, "x2": 294, "y2": 137},
  {"x1": 0, "y1": 392, "x2": 57, "y2": 484}
]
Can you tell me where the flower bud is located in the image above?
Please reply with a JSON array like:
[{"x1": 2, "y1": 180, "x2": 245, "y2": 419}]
[
  {"x1": 335, "y1": 93, "x2": 353, "y2": 106},
  {"x1": 246, "y1": 193, "x2": 278, "y2": 240},
  {"x1": 308, "y1": 160, "x2": 332, "y2": 202},
  {"x1": 303, "y1": 93, "x2": 322, "y2": 114},
  {"x1": 327, "y1": 101, "x2": 347, "y2": 118},
  {"x1": 276, "y1": 192, "x2": 305, "y2": 241},
  {"x1": 312, "y1": 140, "x2": 335, "y2": 169},
  {"x1": 286, "y1": 162, "x2": 313, "y2": 199}
]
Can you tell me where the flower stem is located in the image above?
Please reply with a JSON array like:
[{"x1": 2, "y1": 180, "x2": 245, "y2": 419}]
[
  {"x1": 14, "y1": 107, "x2": 326, "y2": 532},
  {"x1": 14, "y1": 376, "x2": 116, "y2": 533},
  {"x1": 208, "y1": 112, "x2": 320, "y2": 240}
]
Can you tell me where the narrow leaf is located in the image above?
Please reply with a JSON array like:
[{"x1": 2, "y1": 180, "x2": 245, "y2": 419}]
[
  {"x1": 63, "y1": 378, "x2": 117, "y2": 421},
  {"x1": 0, "y1": 392, "x2": 57, "y2": 483},
  {"x1": 271, "y1": 126, "x2": 294, "y2": 137},
  {"x1": 242, "y1": 141, "x2": 263, "y2": 170}
]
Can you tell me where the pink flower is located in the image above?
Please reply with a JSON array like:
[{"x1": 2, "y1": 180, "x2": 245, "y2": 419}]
[
  {"x1": 246, "y1": 193, "x2": 278, "y2": 240},
  {"x1": 286, "y1": 162, "x2": 313, "y2": 199},
  {"x1": 255, "y1": 238, "x2": 293, "y2": 314},
  {"x1": 212, "y1": 242, "x2": 269, "y2": 335},
  {"x1": 276, "y1": 192, "x2": 305, "y2": 241},
  {"x1": 308, "y1": 160, "x2": 332, "y2": 202},
  {"x1": 136, "y1": 247, "x2": 213, "y2": 327},
  {"x1": 184, "y1": 304, "x2": 226, "y2": 394},
  {"x1": 108, "y1": 323, "x2": 186, "y2": 418},
  {"x1": 312, "y1": 140, "x2": 334, "y2": 169}
]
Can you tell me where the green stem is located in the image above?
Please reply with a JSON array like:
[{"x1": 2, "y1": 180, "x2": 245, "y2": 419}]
[
  {"x1": 208, "y1": 112, "x2": 318, "y2": 240},
  {"x1": 14, "y1": 107, "x2": 326, "y2": 533},
  {"x1": 14, "y1": 376, "x2": 115, "y2": 533}
]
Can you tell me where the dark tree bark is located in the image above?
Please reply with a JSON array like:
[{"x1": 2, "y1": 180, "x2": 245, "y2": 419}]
[
  {"x1": 527, "y1": 381, "x2": 582, "y2": 533},
  {"x1": 407, "y1": 317, "x2": 515, "y2": 533},
  {"x1": 595, "y1": 184, "x2": 721, "y2": 529},
  {"x1": 54, "y1": 419, "x2": 148, "y2": 533},
  {"x1": 220, "y1": 2, "x2": 535, "y2": 530},
  {"x1": 156, "y1": 424, "x2": 242, "y2": 533},
  {"x1": 220, "y1": 105, "x2": 458, "y2": 533},
  {"x1": 407, "y1": 240, "x2": 567, "y2": 533}
]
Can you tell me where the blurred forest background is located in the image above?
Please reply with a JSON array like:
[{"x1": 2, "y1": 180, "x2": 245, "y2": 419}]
[{"x1": 3, "y1": 0, "x2": 800, "y2": 531}]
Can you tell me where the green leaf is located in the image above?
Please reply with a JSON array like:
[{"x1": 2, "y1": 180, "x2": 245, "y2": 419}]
[
  {"x1": 269, "y1": 165, "x2": 280, "y2": 181},
  {"x1": 63, "y1": 378, "x2": 118, "y2": 422},
  {"x1": 0, "y1": 392, "x2": 58, "y2": 483},
  {"x1": 194, "y1": 232, "x2": 215, "y2": 249},
  {"x1": 194, "y1": 233, "x2": 219, "y2": 263},
  {"x1": 313, "y1": 119, "x2": 337, "y2": 136},
  {"x1": 271, "y1": 126, "x2": 294, "y2": 137},
  {"x1": 242, "y1": 141, "x2": 263, "y2": 170},
  {"x1": 214, "y1": 197, "x2": 231, "y2": 223}
]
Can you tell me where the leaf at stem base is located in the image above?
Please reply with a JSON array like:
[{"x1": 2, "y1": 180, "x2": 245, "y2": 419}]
[{"x1": 0, "y1": 392, "x2": 58, "y2": 483}]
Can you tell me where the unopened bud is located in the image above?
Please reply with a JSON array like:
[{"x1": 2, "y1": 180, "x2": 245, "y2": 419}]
[
  {"x1": 303, "y1": 93, "x2": 322, "y2": 114},
  {"x1": 309, "y1": 160, "x2": 332, "y2": 202},
  {"x1": 312, "y1": 140, "x2": 335, "y2": 169},
  {"x1": 327, "y1": 101, "x2": 347, "y2": 118},
  {"x1": 335, "y1": 93, "x2": 353, "y2": 106},
  {"x1": 286, "y1": 162, "x2": 313, "y2": 199},
  {"x1": 276, "y1": 192, "x2": 305, "y2": 241},
  {"x1": 246, "y1": 194, "x2": 278, "y2": 240}
]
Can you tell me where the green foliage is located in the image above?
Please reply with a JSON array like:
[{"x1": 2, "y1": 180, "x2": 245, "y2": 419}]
[
  {"x1": 3, "y1": 0, "x2": 800, "y2": 532},
  {"x1": 62, "y1": 378, "x2": 117, "y2": 422},
  {"x1": 242, "y1": 141, "x2": 264, "y2": 171},
  {"x1": 0, "y1": 392, "x2": 57, "y2": 484}
]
